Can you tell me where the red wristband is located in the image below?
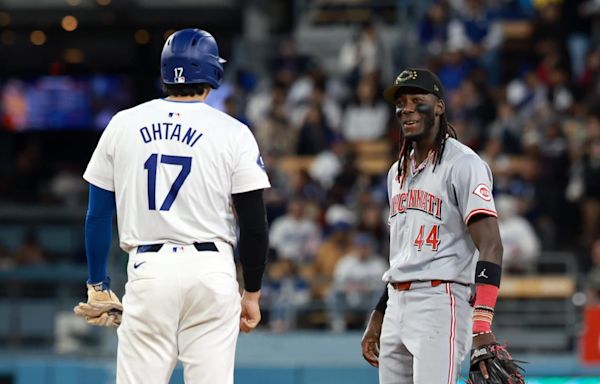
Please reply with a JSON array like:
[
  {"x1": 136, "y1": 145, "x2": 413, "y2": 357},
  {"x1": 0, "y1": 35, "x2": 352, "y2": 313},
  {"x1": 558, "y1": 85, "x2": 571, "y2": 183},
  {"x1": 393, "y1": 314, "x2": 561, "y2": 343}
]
[
  {"x1": 474, "y1": 283, "x2": 499, "y2": 307},
  {"x1": 473, "y1": 284, "x2": 499, "y2": 333}
]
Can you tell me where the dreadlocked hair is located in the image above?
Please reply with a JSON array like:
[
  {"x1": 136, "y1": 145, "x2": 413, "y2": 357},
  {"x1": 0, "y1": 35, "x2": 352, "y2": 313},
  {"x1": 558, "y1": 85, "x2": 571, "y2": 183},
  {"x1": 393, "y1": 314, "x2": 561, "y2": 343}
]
[{"x1": 397, "y1": 112, "x2": 457, "y2": 187}]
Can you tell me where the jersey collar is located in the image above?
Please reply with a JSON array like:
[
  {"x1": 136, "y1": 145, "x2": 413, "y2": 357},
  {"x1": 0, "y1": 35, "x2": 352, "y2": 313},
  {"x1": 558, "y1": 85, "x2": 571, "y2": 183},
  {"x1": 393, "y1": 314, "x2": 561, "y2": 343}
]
[
  {"x1": 160, "y1": 98, "x2": 205, "y2": 103},
  {"x1": 410, "y1": 149, "x2": 435, "y2": 176}
]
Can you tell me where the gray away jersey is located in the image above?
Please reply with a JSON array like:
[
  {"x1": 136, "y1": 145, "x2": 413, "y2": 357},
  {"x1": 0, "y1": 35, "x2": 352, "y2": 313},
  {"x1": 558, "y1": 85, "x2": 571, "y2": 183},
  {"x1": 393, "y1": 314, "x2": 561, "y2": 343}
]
[{"x1": 384, "y1": 138, "x2": 497, "y2": 284}]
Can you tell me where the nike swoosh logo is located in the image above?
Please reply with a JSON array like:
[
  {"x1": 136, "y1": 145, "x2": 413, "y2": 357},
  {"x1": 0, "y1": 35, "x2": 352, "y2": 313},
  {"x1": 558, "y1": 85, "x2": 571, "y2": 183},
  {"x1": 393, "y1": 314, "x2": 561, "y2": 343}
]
[{"x1": 133, "y1": 261, "x2": 146, "y2": 269}]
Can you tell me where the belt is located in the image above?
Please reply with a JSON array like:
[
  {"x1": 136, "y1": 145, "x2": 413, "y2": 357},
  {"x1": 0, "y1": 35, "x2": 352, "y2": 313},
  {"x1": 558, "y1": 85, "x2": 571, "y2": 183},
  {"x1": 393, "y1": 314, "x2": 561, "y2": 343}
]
[
  {"x1": 136, "y1": 242, "x2": 218, "y2": 254},
  {"x1": 390, "y1": 280, "x2": 469, "y2": 291}
]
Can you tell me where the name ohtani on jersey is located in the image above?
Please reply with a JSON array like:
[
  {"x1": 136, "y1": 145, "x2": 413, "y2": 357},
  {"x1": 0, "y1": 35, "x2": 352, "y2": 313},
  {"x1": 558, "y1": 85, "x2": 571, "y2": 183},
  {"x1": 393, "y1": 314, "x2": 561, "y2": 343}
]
[{"x1": 390, "y1": 189, "x2": 443, "y2": 219}]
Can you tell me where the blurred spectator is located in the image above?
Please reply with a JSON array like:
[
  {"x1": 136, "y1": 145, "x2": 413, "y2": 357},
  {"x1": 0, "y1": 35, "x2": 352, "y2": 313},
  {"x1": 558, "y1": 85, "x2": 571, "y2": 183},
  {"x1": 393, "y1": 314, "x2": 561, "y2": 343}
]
[
  {"x1": 450, "y1": 77, "x2": 496, "y2": 148},
  {"x1": 538, "y1": 61, "x2": 575, "y2": 114},
  {"x1": 13, "y1": 230, "x2": 46, "y2": 266},
  {"x1": 448, "y1": 0, "x2": 504, "y2": 85},
  {"x1": 583, "y1": 0, "x2": 600, "y2": 39},
  {"x1": 269, "y1": 197, "x2": 321, "y2": 264},
  {"x1": 580, "y1": 136, "x2": 600, "y2": 244},
  {"x1": 263, "y1": 259, "x2": 311, "y2": 332},
  {"x1": 290, "y1": 169, "x2": 327, "y2": 204},
  {"x1": 268, "y1": 38, "x2": 311, "y2": 84},
  {"x1": 338, "y1": 21, "x2": 385, "y2": 86},
  {"x1": 341, "y1": 76, "x2": 390, "y2": 142},
  {"x1": 49, "y1": 162, "x2": 87, "y2": 208},
  {"x1": 563, "y1": 0, "x2": 592, "y2": 81},
  {"x1": 505, "y1": 67, "x2": 548, "y2": 120},
  {"x1": 309, "y1": 136, "x2": 347, "y2": 189},
  {"x1": 578, "y1": 48, "x2": 600, "y2": 102},
  {"x1": 296, "y1": 103, "x2": 336, "y2": 155},
  {"x1": 223, "y1": 95, "x2": 251, "y2": 127},
  {"x1": 531, "y1": 3, "x2": 567, "y2": 61},
  {"x1": 290, "y1": 81, "x2": 342, "y2": 132},
  {"x1": 326, "y1": 150, "x2": 360, "y2": 205},
  {"x1": 437, "y1": 45, "x2": 473, "y2": 94},
  {"x1": 535, "y1": 48, "x2": 564, "y2": 87},
  {"x1": 326, "y1": 233, "x2": 387, "y2": 332},
  {"x1": 262, "y1": 152, "x2": 293, "y2": 222},
  {"x1": 324, "y1": 204, "x2": 356, "y2": 233},
  {"x1": 480, "y1": 136, "x2": 512, "y2": 190},
  {"x1": 310, "y1": 218, "x2": 354, "y2": 300},
  {"x1": 204, "y1": 81, "x2": 233, "y2": 112},
  {"x1": 419, "y1": 1, "x2": 451, "y2": 60},
  {"x1": 488, "y1": 101, "x2": 523, "y2": 154},
  {"x1": 584, "y1": 238, "x2": 600, "y2": 304},
  {"x1": 567, "y1": 111, "x2": 600, "y2": 245},
  {"x1": 356, "y1": 201, "x2": 388, "y2": 254},
  {"x1": 246, "y1": 80, "x2": 288, "y2": 127},
  {"x1": 535, "y1": 118, "x2": 572, "y2": 247},
  {"x1": 287, "y1": 60, "x2": 328, "y2": 110},
  {"x1": 253, "y1": 98, "x2": 298, "y2": 156},
  {"x1": 496, "y1": 195, "x2": 541, "y2": 273}
]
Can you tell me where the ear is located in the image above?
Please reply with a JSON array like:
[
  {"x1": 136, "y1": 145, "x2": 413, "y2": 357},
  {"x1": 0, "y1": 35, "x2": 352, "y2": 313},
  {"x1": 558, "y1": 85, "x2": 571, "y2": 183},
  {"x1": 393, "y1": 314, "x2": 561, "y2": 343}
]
[{"x1": 435, "y1": 98, "x2": 445, "y2": 116}]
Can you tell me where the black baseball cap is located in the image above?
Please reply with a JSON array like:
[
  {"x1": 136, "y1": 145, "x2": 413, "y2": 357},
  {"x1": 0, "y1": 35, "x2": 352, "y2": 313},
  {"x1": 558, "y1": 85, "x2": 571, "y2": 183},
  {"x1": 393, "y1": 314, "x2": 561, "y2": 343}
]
[{"x1": 383, "y1": 68, "x2": 445, "y2": 103}]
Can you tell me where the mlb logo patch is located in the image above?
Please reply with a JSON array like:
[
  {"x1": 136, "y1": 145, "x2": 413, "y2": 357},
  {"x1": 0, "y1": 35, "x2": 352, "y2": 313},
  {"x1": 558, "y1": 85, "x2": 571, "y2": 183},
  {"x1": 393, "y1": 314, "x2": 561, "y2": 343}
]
[
  {"x1": 168, "y1": 112, "x2": 180, "y2": 118},
  {"x1": 257, "y1": 155, "x2": 266, "y2": 172},
  {"x1": 172, "y1": 246, "x2": 185, "y2": 253}
]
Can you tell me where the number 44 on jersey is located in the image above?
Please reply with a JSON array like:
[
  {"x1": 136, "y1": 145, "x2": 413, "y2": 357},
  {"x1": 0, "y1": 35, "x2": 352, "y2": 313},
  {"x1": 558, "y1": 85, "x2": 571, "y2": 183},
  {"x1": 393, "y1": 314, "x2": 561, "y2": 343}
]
[{"x1": 414, "y1": 225, "x2": 440, "y2": 251}]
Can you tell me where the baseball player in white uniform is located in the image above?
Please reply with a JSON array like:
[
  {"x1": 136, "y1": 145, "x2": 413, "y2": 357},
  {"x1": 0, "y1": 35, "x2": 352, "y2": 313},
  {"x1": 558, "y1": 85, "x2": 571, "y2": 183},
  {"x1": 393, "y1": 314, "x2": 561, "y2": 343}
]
[
  {"x1": 73, "y1": 28, "x2": 271, "y2": 384},
  {"x1": 360, "y1": 69, "x2": 519, "y2": 383}
]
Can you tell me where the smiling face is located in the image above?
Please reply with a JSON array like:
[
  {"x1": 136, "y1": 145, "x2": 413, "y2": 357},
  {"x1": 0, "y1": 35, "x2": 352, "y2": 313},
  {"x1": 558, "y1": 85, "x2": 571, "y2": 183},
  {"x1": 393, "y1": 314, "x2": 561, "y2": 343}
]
[{"x1": 395, "y1": 91, "x2": 444, "y2": 141}]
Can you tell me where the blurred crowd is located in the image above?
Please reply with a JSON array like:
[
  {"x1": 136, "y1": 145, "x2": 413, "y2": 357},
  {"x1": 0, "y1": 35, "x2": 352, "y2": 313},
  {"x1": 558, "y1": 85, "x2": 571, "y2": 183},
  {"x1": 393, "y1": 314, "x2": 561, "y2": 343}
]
[
  {"x1": 248, "y1": 0, "x2": 600, "y2": 330},
  {"x1": 1, "y1": 0, "x2": 600, "y2": 331}
]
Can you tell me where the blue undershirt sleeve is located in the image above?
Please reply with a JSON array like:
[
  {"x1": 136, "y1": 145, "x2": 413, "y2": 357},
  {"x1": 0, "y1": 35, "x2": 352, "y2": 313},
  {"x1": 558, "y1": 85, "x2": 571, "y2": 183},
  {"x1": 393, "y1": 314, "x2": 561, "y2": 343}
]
[{"x1": 85, "y1": 184, "x2": 116, "y2": 285}]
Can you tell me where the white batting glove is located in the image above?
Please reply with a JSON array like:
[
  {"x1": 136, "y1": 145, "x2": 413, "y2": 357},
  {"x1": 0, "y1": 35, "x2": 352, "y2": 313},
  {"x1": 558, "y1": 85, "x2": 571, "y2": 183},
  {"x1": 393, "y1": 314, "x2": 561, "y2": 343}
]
[{"x1": 74, "y1": 282, "x2": 123, "y2": 327}]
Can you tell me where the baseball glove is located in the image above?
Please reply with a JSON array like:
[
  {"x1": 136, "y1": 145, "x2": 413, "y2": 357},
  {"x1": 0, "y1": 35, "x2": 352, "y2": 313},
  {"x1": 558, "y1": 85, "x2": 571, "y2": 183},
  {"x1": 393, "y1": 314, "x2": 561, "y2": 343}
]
[
  {"x1": 467, "y1": 343, "x2": 525, "y2": 384},
  {"x1": 73, "y1": 283, "x2": 123, "y2": 327}
]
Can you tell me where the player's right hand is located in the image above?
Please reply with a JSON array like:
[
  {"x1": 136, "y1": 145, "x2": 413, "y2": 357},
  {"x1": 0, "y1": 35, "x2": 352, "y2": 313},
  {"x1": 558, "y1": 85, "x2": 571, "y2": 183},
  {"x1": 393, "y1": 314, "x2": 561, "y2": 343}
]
[
  {"x1": 361, "y1": 310, "x2": 384, "y2": 368},
  {"x1": 74, "y1": 283, "x2": 123, "y2": 327},
  {"x1": 240, "y1": 290, "x2": 261, "y2": 333}
]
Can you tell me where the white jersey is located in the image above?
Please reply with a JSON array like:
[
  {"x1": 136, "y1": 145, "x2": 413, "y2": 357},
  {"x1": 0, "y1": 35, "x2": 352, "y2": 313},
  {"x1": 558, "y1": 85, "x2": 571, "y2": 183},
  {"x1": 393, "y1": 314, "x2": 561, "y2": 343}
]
[
  {"x1": 384, "y1": 138, "x2": 497, "y2": 284},
  {"x1": 84, "y1": 99, "x2": 271, "y2": 252}
]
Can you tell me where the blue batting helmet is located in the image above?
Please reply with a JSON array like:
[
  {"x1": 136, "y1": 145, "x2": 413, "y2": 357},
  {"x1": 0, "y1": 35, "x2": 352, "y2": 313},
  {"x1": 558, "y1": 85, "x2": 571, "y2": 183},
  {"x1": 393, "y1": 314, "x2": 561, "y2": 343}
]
[{"x1": 160, "y1": 28, "x2": 226, "y2": 89}]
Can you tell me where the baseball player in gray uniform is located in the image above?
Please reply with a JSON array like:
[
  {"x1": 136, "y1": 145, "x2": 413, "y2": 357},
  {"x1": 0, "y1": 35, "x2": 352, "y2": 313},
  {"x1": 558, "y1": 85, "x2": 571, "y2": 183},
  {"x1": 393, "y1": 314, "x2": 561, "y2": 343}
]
[
  {"x1": 73, "y1": 28, "x2": 270, "y2": 384},
  {"x1": 360, "y1": 69, "x2": 517, "y2": 384}
]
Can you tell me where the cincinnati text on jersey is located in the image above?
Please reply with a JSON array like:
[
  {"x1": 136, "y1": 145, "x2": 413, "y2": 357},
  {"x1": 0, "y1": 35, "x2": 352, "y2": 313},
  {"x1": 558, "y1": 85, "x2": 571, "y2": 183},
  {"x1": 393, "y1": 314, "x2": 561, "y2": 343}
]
[
  {"x1": 390, "y1": 189, "x2": 442, "y2": 219},
  {"x1": 139, "y1": 122, "x2": 204, "y2": 147}
]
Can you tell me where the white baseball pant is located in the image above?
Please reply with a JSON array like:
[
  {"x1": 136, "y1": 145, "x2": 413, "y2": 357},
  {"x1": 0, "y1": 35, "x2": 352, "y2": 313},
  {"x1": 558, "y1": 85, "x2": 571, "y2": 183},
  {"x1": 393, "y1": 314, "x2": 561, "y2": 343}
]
[{"x1": 116, "y1": 242, "x2": 241, "y2": 384}]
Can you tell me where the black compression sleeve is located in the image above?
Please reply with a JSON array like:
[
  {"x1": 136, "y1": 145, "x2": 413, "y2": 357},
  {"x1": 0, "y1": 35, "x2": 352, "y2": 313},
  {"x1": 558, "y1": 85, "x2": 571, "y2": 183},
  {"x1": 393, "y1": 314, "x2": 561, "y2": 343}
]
[
  {"x1": 375, "y1": 286, "x2": 389, "y2": 314},
  {"x1": 232, "y1": 189, "x2": 269, "y2": 292}
]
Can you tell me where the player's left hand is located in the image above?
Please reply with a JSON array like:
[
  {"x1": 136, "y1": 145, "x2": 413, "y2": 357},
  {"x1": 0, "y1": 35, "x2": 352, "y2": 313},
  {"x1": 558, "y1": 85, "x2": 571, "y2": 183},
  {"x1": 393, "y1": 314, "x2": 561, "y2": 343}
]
[
  {"x1": 240, "y1": 290, "x2": 261, "y2": 333},
  {"x1": 471, "y1": 331, "x2": 496, "y2": 379},
  {"x1": 74, "y1": 283, "x2": 123, "y2": 327},
  {"x1": 468, "y1": 332, "x2": 525, "y2": 384}
]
